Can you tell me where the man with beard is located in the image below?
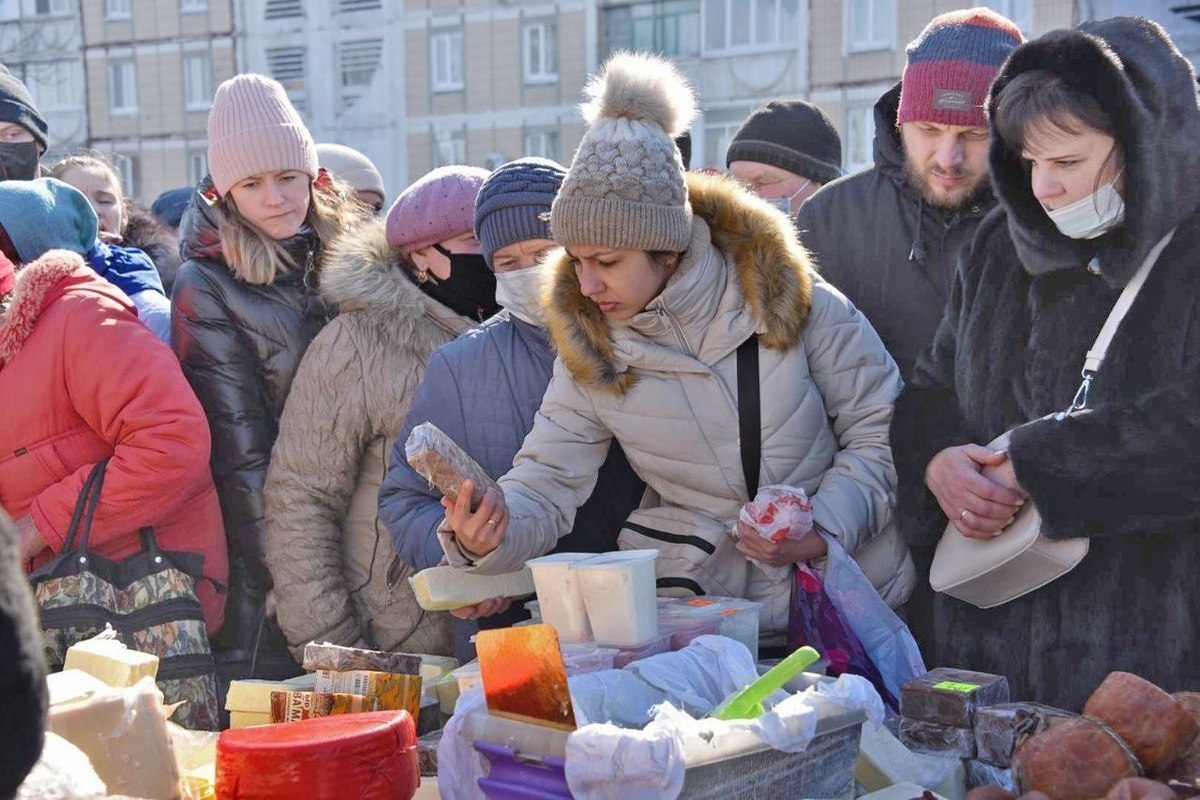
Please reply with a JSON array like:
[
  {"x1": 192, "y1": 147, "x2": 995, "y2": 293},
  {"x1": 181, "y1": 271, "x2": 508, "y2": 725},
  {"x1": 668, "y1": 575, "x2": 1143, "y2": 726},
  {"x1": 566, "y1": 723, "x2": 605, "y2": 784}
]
[
  {"x1": 796, "y1": 8, "x2": 1022, "y2": 380},
  {"x1": 0, "y1": 66, "x2": 47, "y2": 181}
]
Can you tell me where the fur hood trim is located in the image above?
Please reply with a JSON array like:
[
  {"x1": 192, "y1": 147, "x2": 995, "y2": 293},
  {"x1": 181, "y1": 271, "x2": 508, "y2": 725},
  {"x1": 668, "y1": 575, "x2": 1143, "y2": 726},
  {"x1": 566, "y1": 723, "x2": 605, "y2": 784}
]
[
  {"x1": 543, "y1": 170, "x2": 814, "y2": 394},
  {"x1": 0, "y1": 250, "x2": 88, "y2": 365}
]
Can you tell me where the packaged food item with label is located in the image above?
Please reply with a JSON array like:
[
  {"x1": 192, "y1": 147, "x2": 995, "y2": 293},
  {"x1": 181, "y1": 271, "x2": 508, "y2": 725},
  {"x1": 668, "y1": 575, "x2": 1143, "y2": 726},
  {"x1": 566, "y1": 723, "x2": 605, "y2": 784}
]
[
  {"x1": 405, "y1": 422, "x2": 499, "y2": 509},
  {"x1": 1083, "y1": 671, "x2": 1200, "y2": 774},
  {"x1": 973, "y1": 702, "x2": 1074, "y2": 768},
  {"x1": 901, "y1": 668, "x2": 1009, "y2": 728},
  {"x1": 900, "y1": 717, "x2": 977, "y2": 758},
  {"x1": 270, "y1": 690, "x2": 334, "y2": 723},
  {"x1": 302, "y1": 641, "x2": 422, "y2": 675},
  {"x1": 312, "y1": 669, "x2": 422, "y2": 718}
]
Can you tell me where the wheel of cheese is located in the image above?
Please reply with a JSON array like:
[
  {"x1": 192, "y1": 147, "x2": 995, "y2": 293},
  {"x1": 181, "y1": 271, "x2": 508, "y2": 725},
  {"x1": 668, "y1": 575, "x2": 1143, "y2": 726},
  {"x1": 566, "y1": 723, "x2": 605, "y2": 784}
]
[{"x1": 216, "y1": 710, "x2": 419, "y2": 799}]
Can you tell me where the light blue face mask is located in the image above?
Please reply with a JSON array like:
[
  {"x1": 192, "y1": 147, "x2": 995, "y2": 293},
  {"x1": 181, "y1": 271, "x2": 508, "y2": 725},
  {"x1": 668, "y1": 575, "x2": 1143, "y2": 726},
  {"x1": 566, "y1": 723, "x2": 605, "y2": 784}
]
[
  {"x1": 766, "y1": 179, "x2": 812, "y2": 216},
  {"x1": 1045, "y1": 179, "x2": 1126, "y2": 240}
]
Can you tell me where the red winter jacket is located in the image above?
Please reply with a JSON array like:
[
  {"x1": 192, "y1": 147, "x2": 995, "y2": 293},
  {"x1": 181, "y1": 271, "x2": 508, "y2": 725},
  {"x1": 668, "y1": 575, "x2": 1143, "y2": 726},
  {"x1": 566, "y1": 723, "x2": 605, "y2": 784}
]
[{"x1": 0, "y1": 250, "x2": 227, "y2": 632}]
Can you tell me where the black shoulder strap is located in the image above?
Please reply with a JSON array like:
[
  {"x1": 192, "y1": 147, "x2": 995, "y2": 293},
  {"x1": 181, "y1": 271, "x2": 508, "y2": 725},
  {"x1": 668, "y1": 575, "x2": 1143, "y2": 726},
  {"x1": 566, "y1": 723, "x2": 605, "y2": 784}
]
[{"x1": 736, "y1": 334, "x2": 761, "y2": 499}]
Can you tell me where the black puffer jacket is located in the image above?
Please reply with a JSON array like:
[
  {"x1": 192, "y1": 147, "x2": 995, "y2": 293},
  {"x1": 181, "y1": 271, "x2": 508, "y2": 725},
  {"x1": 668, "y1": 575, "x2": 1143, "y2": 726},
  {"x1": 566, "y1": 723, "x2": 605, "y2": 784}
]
[
  {"x1": 796, "y1": 84, "x2": 993, "y2": 380},
  {"x1": 891, "y1": 18, "x2": 1200, "y2": 709},
  {"x1": 171, "y1": 180, "x2": 336, "y2": 611},
  {"x1": 0, "y1": 511, "x2": 46, "y2": 797}
]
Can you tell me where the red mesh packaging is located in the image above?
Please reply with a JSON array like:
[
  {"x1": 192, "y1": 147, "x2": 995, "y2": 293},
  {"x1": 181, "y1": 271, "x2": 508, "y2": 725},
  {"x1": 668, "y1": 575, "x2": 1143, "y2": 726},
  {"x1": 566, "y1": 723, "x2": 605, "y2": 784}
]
[
  {"x1": 216, "y1": 710, "x2": 419, "y2": 799},
  {"x1": 405, "y1": 422, "x2": 500, "y2": 509},
  {"x1": 1083, "y1": 672, "x2": 1200, "y2": 775}
]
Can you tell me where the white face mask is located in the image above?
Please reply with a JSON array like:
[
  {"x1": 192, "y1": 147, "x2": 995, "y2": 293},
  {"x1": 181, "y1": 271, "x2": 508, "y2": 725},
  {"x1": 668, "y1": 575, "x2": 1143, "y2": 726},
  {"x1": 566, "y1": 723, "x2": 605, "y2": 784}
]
[
  {"x1": 494, "y1": 266, "x2": 546, "y2": 327},
  {"x1": 1044, "y1": 179, "x2": 1126, "y2": 240},
  {"x1": 766, "y1": 178, "x2": 812, "y2": 216}
]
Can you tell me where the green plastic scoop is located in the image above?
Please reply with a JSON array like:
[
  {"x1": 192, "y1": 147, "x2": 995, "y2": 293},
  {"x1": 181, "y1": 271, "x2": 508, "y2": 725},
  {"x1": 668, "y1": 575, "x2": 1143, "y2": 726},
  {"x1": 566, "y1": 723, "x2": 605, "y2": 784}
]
[{"x1": 710, "y1": 646, "x2": 821, "y2": 721}]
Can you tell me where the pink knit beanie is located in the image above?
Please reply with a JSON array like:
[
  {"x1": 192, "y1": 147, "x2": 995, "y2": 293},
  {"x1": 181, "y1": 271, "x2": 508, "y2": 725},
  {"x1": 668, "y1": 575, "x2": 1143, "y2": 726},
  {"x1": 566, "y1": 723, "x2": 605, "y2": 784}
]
[
  {"x1": 385, "y1": 165, "x2": 489, "y2": 255},
  {"x1": 206, "y1": 74, "x2": 318, "y2": 196}
]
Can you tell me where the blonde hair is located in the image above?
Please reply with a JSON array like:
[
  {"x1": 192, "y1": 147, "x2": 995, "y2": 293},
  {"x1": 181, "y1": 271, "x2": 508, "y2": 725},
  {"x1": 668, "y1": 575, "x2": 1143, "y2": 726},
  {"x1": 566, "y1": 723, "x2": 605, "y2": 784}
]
[{"x1": 214, "y1": 173, "x2": 369, "y2": 285}]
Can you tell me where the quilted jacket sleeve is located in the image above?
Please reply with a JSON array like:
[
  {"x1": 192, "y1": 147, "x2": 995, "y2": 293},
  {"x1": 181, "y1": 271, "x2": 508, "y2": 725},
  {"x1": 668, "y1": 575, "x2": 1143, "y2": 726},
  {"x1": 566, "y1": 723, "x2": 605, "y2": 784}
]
[
  {"x1": 264, "y1": 319, "x2": 371, "y2": 654},
  {"x1": 802, "y1": 281, "x2": 903, "y2": 557},
  {"x1": 171, "y1": 261, "x2": 274, "y2": 589}
]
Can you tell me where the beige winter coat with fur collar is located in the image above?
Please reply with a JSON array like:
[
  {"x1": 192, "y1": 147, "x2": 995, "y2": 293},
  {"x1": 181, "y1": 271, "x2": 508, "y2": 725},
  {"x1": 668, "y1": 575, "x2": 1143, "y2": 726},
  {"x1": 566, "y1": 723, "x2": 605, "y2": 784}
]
[
  {"x1": 441, "y1": 173, "x2": 915, "y2": 643},
  {"x1": 264, "y1": 220, "x2": 473, "y2": 659}
]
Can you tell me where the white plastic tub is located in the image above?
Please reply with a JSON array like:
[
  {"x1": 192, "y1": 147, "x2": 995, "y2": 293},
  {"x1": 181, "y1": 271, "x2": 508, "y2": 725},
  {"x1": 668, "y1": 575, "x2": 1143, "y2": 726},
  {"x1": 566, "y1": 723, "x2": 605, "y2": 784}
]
[
  {"x1": 525, "y1": 553, "x2": 595, "y2": 643},
  {"x1": 575, "y1": 550, "x2": 659, "y2": 646}
]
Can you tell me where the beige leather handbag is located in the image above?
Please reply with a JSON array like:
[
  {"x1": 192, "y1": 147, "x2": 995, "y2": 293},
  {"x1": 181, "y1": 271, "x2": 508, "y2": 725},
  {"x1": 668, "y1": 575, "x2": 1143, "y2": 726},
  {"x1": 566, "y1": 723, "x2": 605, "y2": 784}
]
[{"x1": 930, "y1": 230, "x2": 1175, "y2": 609}]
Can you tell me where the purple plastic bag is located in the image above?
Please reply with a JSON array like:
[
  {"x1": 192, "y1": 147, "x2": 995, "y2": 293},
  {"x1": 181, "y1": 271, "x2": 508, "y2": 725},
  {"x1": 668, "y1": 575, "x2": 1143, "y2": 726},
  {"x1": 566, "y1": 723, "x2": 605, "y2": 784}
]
[{"x1": 786, "y1": 563, "x2": 900, "y2": 710}]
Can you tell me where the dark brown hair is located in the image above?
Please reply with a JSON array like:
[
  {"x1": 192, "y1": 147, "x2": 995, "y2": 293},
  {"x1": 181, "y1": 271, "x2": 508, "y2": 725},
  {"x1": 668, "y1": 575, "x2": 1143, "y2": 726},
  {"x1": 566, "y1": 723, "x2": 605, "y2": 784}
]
[{"x1": 994, "y1": 70, "x2": 1117, "y2": 153}]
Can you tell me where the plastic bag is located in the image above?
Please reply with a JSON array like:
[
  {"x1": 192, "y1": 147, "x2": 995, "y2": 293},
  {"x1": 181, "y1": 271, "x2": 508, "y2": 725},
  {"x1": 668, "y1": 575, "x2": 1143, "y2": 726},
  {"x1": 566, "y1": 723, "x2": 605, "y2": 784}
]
[
  {"x1": 787, "y1": 535, "x2": 924, "y2": 711},
  {"x1": 735, "y1": 485, "x2": 814, "y2": 579}
]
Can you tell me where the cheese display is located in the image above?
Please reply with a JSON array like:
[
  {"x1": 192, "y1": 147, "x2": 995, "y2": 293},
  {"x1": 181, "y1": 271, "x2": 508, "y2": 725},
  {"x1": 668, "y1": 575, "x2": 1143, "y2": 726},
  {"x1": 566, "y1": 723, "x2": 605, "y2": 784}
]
[
  {"x1": 62, "y1": 631, "x2": 158, "y2": 688},
  {"x1": 973, "y1": 702, "x2": 1073, "y2": 768},
  {"x1": 405, "y1": 421, "x2": 500, "y2": 508},
  {"x1": 1083, "y1": 671, "x2": 1200, "y2": 774},
  {"x1": 301, "y1": 641, "x2": 422, "y2": 675},
  {"x1": 225, "y1": 678, "x2": 295, "y2": 714},
  {"x1": 229, "y1": 711, "x2": 271, "y2": 728},
  {"x1": 47, "y1": 676, "x2": 179, "y2": 799},
  {"x1": 312, "y1": 669, "x2": 423, "y2": 717},
  {"x1": 899, "y1": 717, "x2": 977, "y2": 758},
  {"x1": 410, "y1": 565, "x2": 536, "y2": 611},
  {"x1": 215, "y1": 710, "x2": 419, "y2": 799},
  {"x1": 901, "y1": 668, "x2": 1009, "y2": 728},
  {"x1": 1012, "y1": 716, "x2": 1139, "y2": 800}
]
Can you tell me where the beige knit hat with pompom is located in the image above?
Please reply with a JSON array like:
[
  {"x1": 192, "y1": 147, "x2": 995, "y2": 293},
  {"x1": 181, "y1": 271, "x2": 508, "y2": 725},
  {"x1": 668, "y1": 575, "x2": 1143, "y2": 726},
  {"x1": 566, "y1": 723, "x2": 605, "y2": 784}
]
[{"x1": 550, "y1": 52, "x2": 697, "y2": 251}]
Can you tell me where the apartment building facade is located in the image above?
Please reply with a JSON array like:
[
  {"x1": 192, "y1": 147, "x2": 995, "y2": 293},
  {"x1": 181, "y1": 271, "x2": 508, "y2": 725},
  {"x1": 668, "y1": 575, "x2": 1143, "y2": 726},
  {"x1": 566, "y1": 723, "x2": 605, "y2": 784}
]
[
  {"x1": 0, "y1": 0, "x2": 88, "y2": 162},
  {"x1": 81, "y1": 0, "x2": 236, "y2": 202},
  {"x1": 808, "y1": 0, "x2": 1076, "y2": 175}
]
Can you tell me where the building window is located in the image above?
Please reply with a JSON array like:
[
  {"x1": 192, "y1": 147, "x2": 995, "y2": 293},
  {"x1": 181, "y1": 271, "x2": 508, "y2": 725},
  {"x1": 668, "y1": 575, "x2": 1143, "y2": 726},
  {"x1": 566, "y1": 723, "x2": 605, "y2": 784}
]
[
  {"x1": 108, "y1": 60, "x2": 137, "y2": 115},
  {"x1": 267, "y1": 46, "x2": 307, "y2": 113},
  {"x1": 181, "y1": 0, "x2": 208, "y2": 13},
  {"x1": 524, "y1": 130, "x2": 559, "y2": 161},
  {"x1": 703, "y1": 0, "x2": 797, "y2": 53},
  {"x1": 188, "y1": 152, "x2": 208, "y2": 185},
  {"x1": 985, "y1": 0, "x2": 1032, "y2": 34},
  {"x1": 337, "y1": 0, "x2": 381, "y2": 10},
  {"x1": 338, "y1": 38, "x2": 383, "y2": 109},
  {"x1": 105, "y1": 0, "x2": 131, "y2": 19},
  {"x1": 264, "y1": 0, "x2": 303, "y2": 20},
  {"x1": 846, "y1": 0, "x2": 894, "y2": 53},
  {"x1": 113, "y1": 154, "x2": 136, "y2": 197},
  {"x1": 34, "y1": 0, "x2": 72, "y2": 15},
  {"x1": 430, "y1": 30, "x2": 464, "y2": 93},
  {"x1": 703, "y1": 118, "x2": 744, "y2": 170},
  {"x1": 602, "y1": 0, "x2": 700, "y2": 58},
  {"x1": 183, "y1": 54, "x2": 212, "y2": 110},
  {"x1": 523, "y1": 23, "x2": 558, "y2": 84},
  {"x1": 433, "y1": 129, "x2": 465, "y2": 167},
  {"x1": 0, "y1": 0, "x2": 19, "y2": 21},
  {"x1": 28, "y1": 61, "x2": 79, "y2": 111},
  {"x1": 844, "y1": 105, "x2": 874, "y2": 173}
]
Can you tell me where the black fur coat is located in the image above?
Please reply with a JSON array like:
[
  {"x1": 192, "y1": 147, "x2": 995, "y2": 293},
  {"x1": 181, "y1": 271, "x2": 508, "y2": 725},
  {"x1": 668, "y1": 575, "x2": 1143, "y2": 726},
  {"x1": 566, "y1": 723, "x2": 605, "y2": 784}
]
[{"x1": 891, "y1": 17, "x2": 1200, "y2": 709}]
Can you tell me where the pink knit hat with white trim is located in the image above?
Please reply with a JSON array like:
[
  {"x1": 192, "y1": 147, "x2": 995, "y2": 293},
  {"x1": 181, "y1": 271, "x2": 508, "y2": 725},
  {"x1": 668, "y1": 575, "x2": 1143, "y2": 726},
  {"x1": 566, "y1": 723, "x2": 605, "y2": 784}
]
[{"x1": 206, "y1": 74, "x2": 317, "y2": 196}]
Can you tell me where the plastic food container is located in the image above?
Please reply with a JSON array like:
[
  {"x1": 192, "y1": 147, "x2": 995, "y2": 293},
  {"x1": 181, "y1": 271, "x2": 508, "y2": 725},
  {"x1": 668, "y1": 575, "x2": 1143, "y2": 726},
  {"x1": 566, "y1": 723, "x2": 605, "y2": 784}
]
[
  {"x1": 560, "y1": 642, "x2": 619, "y2": 675},
  {"x1": 659, "y1": 603, "x2": 723, "y2": 650},
  {"x1": 526, "y1": 553, "x2": 595, "y2": 643},
  {"x1": 574, "y1": 550, "x2": 659, "y2": 646},
  {"x1": 452, "y1": 661, "x2": 483, "y2": 694},
  {"x1": 680, "y1": 597, "x2": 764, "y2": 660},
  {"x1": 606, "y1": 629, "x2": 673, "y2": 669}
]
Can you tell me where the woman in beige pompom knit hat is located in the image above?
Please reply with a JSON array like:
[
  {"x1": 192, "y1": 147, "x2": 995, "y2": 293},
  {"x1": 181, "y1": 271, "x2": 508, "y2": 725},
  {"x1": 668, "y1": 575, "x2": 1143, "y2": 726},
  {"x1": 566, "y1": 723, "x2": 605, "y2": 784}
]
[
  {"x1": 171, "y1": 73, "x2": 369, "y2": 690},
  {"x1": 440, "y1": 52, "x2": 915, "y2": 655}
]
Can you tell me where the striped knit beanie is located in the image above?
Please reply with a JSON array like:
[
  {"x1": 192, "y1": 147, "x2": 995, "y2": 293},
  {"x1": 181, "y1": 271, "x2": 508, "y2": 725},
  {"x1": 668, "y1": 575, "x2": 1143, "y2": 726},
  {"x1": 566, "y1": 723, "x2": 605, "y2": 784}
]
[
  {"x1": 207, "y1": 74, "x2": 317, "y2": 196},
  {"x1": 474, "y1": 157, "x2": 566, "y2": 269},
  {"x1": 898, "y1": 8, "x2": 1024, "y2": 129}
]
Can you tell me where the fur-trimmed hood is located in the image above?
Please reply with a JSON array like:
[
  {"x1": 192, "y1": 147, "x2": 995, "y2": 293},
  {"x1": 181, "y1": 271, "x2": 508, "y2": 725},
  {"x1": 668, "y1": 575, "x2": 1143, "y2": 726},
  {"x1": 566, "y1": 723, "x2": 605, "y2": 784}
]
[
  {"x1": 0, "y1": 250, "x2": 130, "y2": 365},
  {"x1": 319, "y1": 217, "x2": 471, "y2": 338},
  {"x1": 543, "y1": 170, "x2": 814, "y2": 394},
  {"x1": 988, "y1": 17, "x2": 1200, "y2": 287}
]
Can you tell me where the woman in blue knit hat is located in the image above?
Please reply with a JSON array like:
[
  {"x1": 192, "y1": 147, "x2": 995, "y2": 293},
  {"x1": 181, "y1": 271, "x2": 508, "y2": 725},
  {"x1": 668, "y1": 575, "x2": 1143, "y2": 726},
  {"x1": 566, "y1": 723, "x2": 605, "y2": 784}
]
[{"x1": 378, "y1": 157, "x2": 646, "y2": 623}]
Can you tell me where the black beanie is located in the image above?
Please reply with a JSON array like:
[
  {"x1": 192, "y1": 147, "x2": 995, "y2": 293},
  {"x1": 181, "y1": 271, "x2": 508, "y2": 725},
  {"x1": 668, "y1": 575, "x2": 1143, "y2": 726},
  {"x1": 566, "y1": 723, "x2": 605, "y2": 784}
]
[
  {"x1": 0, "y1": 65, "x2": 48, "y2": 153},
  {"x1": 726, "y1": 100, "x2": 841, "y2": 185}
]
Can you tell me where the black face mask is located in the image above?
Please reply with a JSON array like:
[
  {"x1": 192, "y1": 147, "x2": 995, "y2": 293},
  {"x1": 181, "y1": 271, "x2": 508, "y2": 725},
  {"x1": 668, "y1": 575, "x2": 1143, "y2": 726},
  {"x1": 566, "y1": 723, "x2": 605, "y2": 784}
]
[
  {"x1": 417, "y1": 244, "x2": 500, "y2": 322},
  {"x1": 0, "y1": 141, "x2": 40, "y2": 182}
]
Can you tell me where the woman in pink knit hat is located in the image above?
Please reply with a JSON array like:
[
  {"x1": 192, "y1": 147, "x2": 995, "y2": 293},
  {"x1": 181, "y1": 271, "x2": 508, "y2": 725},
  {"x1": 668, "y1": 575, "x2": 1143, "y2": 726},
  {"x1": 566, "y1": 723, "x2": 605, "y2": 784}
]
[
  {"x1": 171, "y1": 74, "x2": 369, "y2": 690},
  {"x1": 262, "y1": 165, "x2": 497, "y2": 661}
]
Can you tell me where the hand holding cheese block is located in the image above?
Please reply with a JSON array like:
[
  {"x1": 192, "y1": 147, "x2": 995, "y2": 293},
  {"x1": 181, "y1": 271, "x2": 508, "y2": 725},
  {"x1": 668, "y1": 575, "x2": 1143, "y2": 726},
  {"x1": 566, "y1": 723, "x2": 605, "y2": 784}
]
[
  {"x1": 409, "y1": 565, "x2": 535, "y2": 611},
  {"x1": 405, "y1": 422, "x2": 499, "y2": 510}
]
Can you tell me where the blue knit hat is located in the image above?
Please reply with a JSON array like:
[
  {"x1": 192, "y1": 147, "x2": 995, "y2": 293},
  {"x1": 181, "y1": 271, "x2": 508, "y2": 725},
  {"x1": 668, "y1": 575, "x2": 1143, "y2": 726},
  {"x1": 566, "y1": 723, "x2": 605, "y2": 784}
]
[
  {"x1": 474, "y1": 157, "x2": 566, "y2": 269},
  {"x1": 0, "y1": 178, "x2": 98, "y2": 262}
]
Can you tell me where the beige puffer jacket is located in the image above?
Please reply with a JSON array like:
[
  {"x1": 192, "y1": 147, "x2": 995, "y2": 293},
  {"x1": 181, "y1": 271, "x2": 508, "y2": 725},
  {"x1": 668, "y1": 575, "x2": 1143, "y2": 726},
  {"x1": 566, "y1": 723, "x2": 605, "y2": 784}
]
[
  {"x1": 265, "y1": 220, "x2": 473, "y2": 660},
  {"x1": 441, "y1": 172, "x2": 915, "y2": 643}
]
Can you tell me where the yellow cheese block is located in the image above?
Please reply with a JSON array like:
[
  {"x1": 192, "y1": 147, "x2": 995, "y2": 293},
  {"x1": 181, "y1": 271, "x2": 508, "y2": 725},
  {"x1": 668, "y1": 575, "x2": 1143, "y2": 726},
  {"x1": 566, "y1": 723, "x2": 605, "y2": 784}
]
[
  {"x1": 63, "y1": 637, "x2": 158, "y2": 688},
  {"x1": 409, "y1": 565, "x2": 535, "y2": 611},
  {"x1": 182, "y1": 761, "x2": 217, "y2": 800},
  {"x1": 229, "y1": 710, "x2": 272, "y2": 728},
  {"x1": 225, "y1": 678, "x2": 295, "y2": 713},
  {"x1": 435, "y1": 674, "x2": 461, "y2": 715},
  {"x1": 46, "y1": 669, "x2": 109, "y2": 706}
]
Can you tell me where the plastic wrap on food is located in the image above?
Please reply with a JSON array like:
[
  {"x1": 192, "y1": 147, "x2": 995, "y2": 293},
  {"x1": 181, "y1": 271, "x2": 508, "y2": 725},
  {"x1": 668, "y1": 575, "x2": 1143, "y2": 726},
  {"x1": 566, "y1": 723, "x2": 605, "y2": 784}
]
[
  {"x1": 966, "y1": 759, "x2": 1017, "y2": 793},
  {"x1": 417, "y1": 728, "x2": 442, "y2": 777},
  {"x1": 270, "y1": 690, "x2": 334, "y2": 723},
  {"x1": 973, "y1": 702, "x2": 1073, "y2": 768},
  {"x1": 405, "y1": 422, "x2": 499, "y2": 508},
  {"x1": 216, "y1": 711, "x2": 418, "y2": 799},
  {"x1": 1083, "y1": 671, "x2": 1200, "y2": 775},
  {"x1": 301, "y1": 641, "x2": 422, "y2": 675},
  {"x1": 901, "y1": 668, "x2": 1009, "y2": 728},
  {"x1": 1013, "y1": 716, "x2": 1139, "y2": 800},
  {"x1": 900, "y1": 717, "x2": 977, "y2": 758},
  {"x1": 1160, "y1": 692, "x2": 1200, "y2": 792},
  {"x1": 16, "y1": 733, "x2": 108, "y2": 800}
]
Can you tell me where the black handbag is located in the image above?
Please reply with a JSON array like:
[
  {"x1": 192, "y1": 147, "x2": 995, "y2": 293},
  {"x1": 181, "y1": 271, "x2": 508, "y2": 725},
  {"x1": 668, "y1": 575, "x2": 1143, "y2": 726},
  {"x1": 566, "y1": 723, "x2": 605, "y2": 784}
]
[{"x1": 30, "y1": 458, "x2": 221, "y2": 730}]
